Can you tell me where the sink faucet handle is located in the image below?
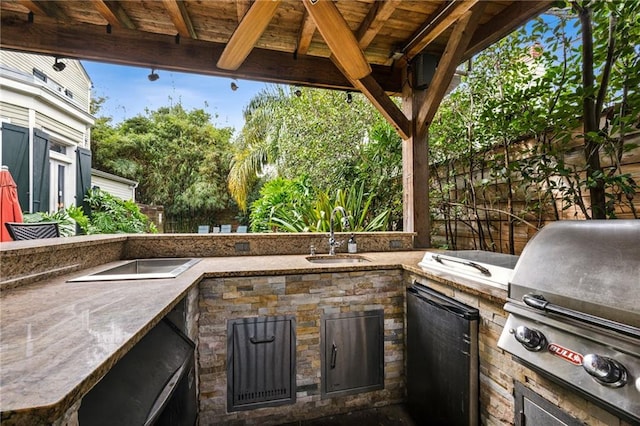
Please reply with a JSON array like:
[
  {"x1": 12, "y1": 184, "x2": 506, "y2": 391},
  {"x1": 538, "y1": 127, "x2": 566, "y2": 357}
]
[
  {"x1": 341, "y1": 216, "x2": 350, "y2": 229},
  {"x1": 310, "y1": 244, "x2": 316, "y2": 256}
]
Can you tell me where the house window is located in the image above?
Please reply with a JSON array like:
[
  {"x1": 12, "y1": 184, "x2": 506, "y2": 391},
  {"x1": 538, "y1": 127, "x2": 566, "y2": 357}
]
[
  {"x1": 50, "y1": 141, "x2": 67, "y2": 155},
  {"x1": 33, "y1": 68, "x2": 47, "y2": 82}
]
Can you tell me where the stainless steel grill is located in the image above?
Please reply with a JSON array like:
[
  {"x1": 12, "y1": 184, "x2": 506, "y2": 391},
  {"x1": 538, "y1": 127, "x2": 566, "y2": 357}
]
[{"x1": 498, "y1": 220, "x2": 640, "y2": 424}]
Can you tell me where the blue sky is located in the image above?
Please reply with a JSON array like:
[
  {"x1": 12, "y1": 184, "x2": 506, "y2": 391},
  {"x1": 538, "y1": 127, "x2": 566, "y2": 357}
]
[{"x1": 82, "y1": 61, "x2": 269, "y2": 134}]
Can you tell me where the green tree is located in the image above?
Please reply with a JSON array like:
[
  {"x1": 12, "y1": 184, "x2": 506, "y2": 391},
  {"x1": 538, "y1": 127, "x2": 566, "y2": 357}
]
[
  {"x1": 229, "y1": 86, "x2": 382, "y2": 207},
  {"x1": 91, "y1": 103, "x2": 236, "y2": 227},
  {"x1": 569, "y1": 0, "x2": 640, "y2": 218},
  {"x1": 430, "y1": 1, "x2": 639, "y2": 250}
]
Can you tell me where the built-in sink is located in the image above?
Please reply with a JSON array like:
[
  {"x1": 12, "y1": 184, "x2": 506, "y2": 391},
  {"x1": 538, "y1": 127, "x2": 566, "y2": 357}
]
[
  {"x1": 306, "y1": 255, "x2": 371, "y2": 264},
  {"x1": 68, "y1": 258, "x2": 201, "y2": 282}
]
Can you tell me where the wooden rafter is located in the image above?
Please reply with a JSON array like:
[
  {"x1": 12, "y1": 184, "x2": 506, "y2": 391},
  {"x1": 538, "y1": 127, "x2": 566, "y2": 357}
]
[
  {"x1": 310, "y1": 0, "x2": 409, "y2": 139},
  {"x1": 332, "y1": 57, "x2": 410, "y2": 139},
  {"x1": 0, "y1": 10, "x2": 401, "y2": 92},
  {"x1": 404, "y1": 0, "x2": 479, "y2": 61},
  {"x1": 302, "y1": 0, "x2": 370, "y2": 81},
  {"x1": 358, "y1": 75, "x2": 411, "y2": 139},
  {"x1": 162, "y1": 0, "x2": 197, "y2": 39},
  {"x1": 356, "y1": 0, "x2": 401, "y2": 50},
  {"x1": 236, "y1": 0, "x2": 252, "y2": 22},
  {"x1": 417, "y1": 3, "x2": 486, "y2": 129},
  {"x1": 303, "y1": 0, "x2": 409, "y2": 138},
  {"x1": 296, "y1": 10, "x2": 316, "y2": 56},
  {"x1": 93, "y1": 0, "x2": 135, "y2": 29},
  {"x1": 19, "y1": 0, "x2": 65, "y2": 20},
  {"x1": 217, "y1": 0, "x2": 281, "y2": 70}
]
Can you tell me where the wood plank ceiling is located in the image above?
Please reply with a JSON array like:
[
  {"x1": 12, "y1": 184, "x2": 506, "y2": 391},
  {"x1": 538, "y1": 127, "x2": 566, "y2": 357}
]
[{"x1": 1, "y1": 0, "x2": 552, "y2": 91}]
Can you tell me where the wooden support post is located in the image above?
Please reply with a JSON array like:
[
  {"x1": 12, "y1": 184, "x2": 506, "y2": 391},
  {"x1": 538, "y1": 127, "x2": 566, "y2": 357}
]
[
  {"x1": 402, "y1": 3, "x2": 487, "y2": 247},
  {"x1": 402, "y1": 64, "x2": 430, "y2": 248}
]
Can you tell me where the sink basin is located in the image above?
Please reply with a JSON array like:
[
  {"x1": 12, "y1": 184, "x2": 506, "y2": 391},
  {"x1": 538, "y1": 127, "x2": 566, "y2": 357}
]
[
  {"x1": 68, "y1": 258, "x2": 201, "y2": 282},
  {"x1": 306, "y1": 255, "x2": 371, "y2": 264}
]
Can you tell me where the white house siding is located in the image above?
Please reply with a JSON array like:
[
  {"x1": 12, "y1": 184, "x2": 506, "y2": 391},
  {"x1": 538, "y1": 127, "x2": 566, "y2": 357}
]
[
  {"x1": 0, "y1": 102, "x2": 29, "y2": 127},
  {"x1": 0, "y1": 50, "x2": 94, "y2": 213},
  {"x1": 0, "y1": 51, "x2": 91, "y2": 110},
  {"x1": 36, "y1": 111, "x2": 85, "y2": 145},
  {"x1": 91, "y1": 170, "x2": 137, "y2": 201}
]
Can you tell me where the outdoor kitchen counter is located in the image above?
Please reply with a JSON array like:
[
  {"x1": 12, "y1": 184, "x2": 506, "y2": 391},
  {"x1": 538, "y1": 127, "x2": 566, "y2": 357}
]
[{"x1": 0, "y1": 251, "x2": 506, "y2": 424}]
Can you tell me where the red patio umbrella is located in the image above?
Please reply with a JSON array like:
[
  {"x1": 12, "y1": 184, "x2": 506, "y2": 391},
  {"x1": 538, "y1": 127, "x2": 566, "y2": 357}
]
[{"x1": 1, "y1": 166, "x2": 24, "y2": 242}]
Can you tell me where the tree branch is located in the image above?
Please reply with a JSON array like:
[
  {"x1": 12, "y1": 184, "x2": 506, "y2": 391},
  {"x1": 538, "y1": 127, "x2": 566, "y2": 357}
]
[
  {"x1": 442, "y1": 202, "x2": 540, "y2": 230},
  {"x1": 595, "y1": 13, "x2": 617, "y2": 118}
]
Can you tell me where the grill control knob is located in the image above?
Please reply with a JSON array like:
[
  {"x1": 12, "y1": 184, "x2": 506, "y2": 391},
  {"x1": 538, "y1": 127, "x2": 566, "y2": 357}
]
[
  {"x1": 582, "y1": 354, "x2": 627, "y2": 387},
  {"x1": 511, "y1": 326, "x2": 547, "y2": 351}
]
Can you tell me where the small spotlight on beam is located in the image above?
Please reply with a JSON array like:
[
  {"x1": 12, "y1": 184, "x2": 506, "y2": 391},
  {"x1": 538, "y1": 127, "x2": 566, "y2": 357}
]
[
  {"x1": 52, "y1": 57, "x2": 66, "y2": 72},
  {"x1": 148, "y1": 68, "x2": 159, "y2": 81}
]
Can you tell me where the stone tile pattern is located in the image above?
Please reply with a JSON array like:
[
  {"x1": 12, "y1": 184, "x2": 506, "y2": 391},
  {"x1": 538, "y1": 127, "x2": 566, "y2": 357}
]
[
  {"x1": 0, "y1": 238, "x2": 124, "y2": 290},
  {"x1": 125, "y1": 232, "x2": 414, "y2": 258},
  {"x1": 198, "y1": 270, "x2": 405, "y2": 425},
  {"x1": 407, "y1": 272, "x2": 634, "y2": 426}
]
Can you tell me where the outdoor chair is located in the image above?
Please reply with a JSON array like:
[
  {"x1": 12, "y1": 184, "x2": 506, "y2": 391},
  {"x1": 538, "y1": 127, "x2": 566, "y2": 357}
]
[{"x1": 5, "y1": 222, "x2": 60, "y2": 241}]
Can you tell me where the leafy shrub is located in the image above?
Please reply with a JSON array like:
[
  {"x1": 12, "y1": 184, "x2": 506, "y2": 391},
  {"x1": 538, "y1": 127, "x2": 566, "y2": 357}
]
[
  {"x1": 249, "y1": 177, "x2": 389, "y2": 232},
  {"x1": 23, "y1": 208, "x2": 77, "y2": 237},
  {"x1": 82, "y1": 188, "x2": 157, "y2": 234},
  {"x1": 23, "y1": 189, "x2": 156, "y2": 235}
]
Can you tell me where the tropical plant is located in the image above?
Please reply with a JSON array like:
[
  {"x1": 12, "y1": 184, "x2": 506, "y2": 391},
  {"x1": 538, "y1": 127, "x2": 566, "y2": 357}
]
[
  {"x1": 249, "y1": 177, "x2": 389, "y2": 233},
  {"x1": 81, "y1": 188, "x2": 157, "y2": 234},
  {"x1": 229, "y1": 86, "x2": 384, "y2": 213},
  {"x1": 23, "y1": 209, "x2": 78, "y2": 237}
]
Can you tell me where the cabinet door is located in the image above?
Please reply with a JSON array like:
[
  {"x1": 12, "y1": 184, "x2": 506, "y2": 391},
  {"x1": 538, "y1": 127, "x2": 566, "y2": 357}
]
[
  {"x1": 514, "y1": 382, "x2": 583, "y2": 426},
  {"x1": 322, "y1": 310, "x2": 384, "y2": 397},
  {"x1": 227, "y1": 316, "x2": 296, "y2": 411}
]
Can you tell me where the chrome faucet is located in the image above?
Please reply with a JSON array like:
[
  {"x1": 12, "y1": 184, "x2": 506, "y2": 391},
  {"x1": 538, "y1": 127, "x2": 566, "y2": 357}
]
[{"x1": 329, "y1": 206, "x2": 351, "y2": 255}]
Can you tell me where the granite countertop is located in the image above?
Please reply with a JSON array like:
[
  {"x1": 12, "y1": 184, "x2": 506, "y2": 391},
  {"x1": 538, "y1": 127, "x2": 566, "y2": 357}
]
[{"x1": 0, "y1": 251, "x2": 506, "y2": 423}]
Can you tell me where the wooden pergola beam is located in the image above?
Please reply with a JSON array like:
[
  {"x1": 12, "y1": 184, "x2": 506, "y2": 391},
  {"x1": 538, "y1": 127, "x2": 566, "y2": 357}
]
[
  {"x1": 404, "y1": 0, "x2": 479, "y2": 61},
  {"x1": 331, "y1": 57, "x2": 411, "y2": 140},
  {"x1": 162, "y1": 0, "x2": 197, "y2": 39},
  {"x1": 19, "y1": 0, "x2": 66, "y2": 20},
  {"x1": 0, "y1": 10, "x2": 402, "y2": 92},
  {"x1": 357, "y1": 75, "x2": 411, "y2": 139},
  {"x1": 296, "y1": 10, "x2": 316, "y2": 56},
  {"x1": 416, "y1": 3, "x2": 486, "y2": 130},
  {"x1": 93, "y1": 0, "x2": 135, "y2": 30},
  {"x1": 302, "y1": 0, "x2": 371, "y2": 81},
  {"x1": 306, "y1": 0, "x2": 409, "y2": 138},
  {"x1": 356, "y1": 0, "x2": 401, "y2": 50},
  {"x1": 217, "y1": 0, "x2": 281, "y2": 70},
  {"x1": 236, "y1": 0, "x2": 252, "y2": 22}
]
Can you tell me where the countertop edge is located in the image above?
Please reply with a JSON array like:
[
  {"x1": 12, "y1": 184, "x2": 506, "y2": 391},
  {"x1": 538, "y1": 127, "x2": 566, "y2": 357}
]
[{"x1": 0, "y1": 251, "x2": 506, "y2": 423}]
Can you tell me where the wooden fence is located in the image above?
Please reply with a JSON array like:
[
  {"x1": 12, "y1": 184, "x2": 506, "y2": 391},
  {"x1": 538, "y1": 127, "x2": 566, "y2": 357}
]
[{"x1": 429, "y1": 129, "x2": 640, "y2": 255}]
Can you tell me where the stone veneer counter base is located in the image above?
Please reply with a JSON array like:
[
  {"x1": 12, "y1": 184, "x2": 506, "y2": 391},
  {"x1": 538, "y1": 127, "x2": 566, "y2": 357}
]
[{"x1": 1, "y1": 250, "x2": 437, "y2": 425}]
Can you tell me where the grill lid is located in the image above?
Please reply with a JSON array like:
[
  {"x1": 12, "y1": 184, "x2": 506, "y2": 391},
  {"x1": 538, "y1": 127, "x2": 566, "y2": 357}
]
[{"x1": 509, "y1": 220, "x2": 640, "y2": 328}]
